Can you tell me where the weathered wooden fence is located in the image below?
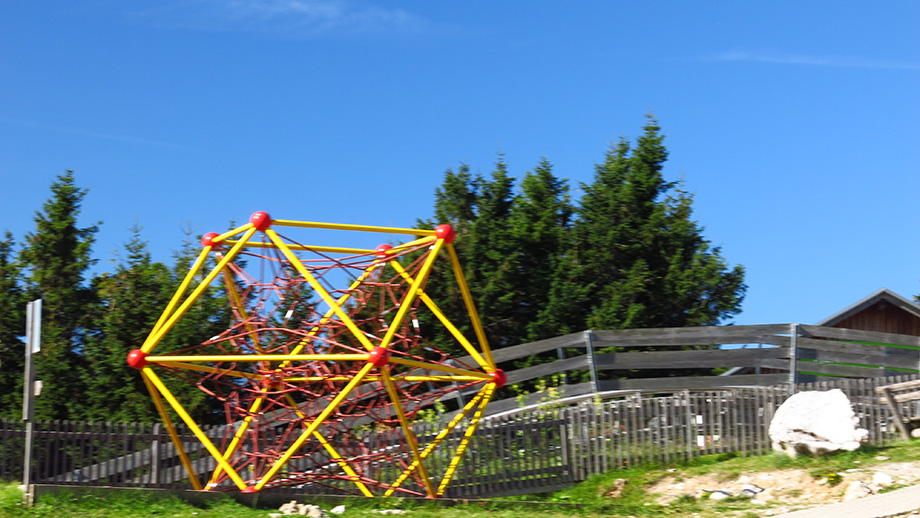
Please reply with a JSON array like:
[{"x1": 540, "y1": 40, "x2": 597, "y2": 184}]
[
  {"x1": 4, "y1": 372, "x2": 920, "y2": 498},
  {"x1": 459, "y1": 324, "x2": 920, "y2": 416},
  {"x1": 3, "y1": 324, "x2": 920, "y2": 498}
]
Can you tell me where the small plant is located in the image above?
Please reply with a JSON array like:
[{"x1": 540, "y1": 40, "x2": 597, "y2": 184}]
[{"x1": 816, "y1": 472, "x2": 843, "y2": 487}]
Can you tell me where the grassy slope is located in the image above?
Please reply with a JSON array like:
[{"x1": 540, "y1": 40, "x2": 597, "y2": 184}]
[{"x1": 4, "y1": 441, "x2": 920, "y2": 518}]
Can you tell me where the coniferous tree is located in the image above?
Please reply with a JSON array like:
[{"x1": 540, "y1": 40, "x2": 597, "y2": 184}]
[
  {"x1": 508, "y1": 160, "x2": 574, "y2": 343},
  {"x1": 563, "y1": 117, "x2": 745, "y2": 332},
  {"x1": 416, "y1": 164, "x2": 482, "y2": 355},
  {"x1": 19, "y1": 171, "x2": 99, "y2": 419},
  {"x1": 0, "y1": 231, "x2": 26, "y2": 418},
  {"x1": 418, "y1": 159, "x2": 523, "y2": 353},
  {"x1": 466, "y1": 157, "x2": 518, "y2": 347},
  {"x1": 82, "y1": 227, "x2": 174, "y2": 421}
]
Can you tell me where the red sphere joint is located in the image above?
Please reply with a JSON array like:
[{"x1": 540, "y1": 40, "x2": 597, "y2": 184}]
[
  {"x1": 241, "y1": 486, "x2": 259, "y2": 494},
  {"x1": 127, "y1": 349, "x2": 149, "y2": 369},
  {"x1": 490, "y1": 369, "x2": 507, "y2": 388},
  {"x1": 375, "y1": 244, "x2": 393, "y2": 259},
  {"x1": 250, "y1": 211, "x2": 273, "y2": 231},
  {"x1": 201, "y1": 232, "x2": 221, "y2": 248},
  {"x1": 367, "y1": 347, "x2": 390, "y2": 367},
  {"x1": 435, "y1": 224, "x2": 455, "y2": 243}
]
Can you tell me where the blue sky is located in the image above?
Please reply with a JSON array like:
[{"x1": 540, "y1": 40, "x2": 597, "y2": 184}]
[{"x1": 1, "y1": 1, "x2": 918, "y2": 328}]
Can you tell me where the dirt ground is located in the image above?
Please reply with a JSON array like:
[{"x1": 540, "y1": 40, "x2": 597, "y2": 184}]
[{"x1": 644, "y1": 458, "x2": 920, "y2": 516}]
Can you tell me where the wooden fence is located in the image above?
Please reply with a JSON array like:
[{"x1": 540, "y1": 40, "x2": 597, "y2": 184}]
[
  {"x1": 3, "y1": 324, "x2": 920, "y2": 498},
  {"x1": 3, "y1": 373, "x2": 920, "y2": 498},
  {"x1": 459, "y1": 324, "x2": 920, "y2": 416}
]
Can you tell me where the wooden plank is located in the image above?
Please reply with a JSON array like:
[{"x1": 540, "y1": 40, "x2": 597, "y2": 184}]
[
  {"x1": 880, "y1": 386, "x2": 912, "y2": 440},
  {"x1": 592, "y1": 347, "x2": 789, "y2": 371},
  {"x1": 874, "y1": 379, "x2": 920, "y2": 394},
  {"x1": 453, "y1": 332, "x2": 585, "y2": 366},
  {"x1": 776, "y1": 359, "x2": 893, "y2": 378},
  {"x1": 459, "y1": 382, "x2": 596, "y2": 417},
  {"x1": 505, "y1": 355, "x2": 589, "y2": 385},
  {"x1": 797, "y1": 337, "x2": 919, "y2": 358},
  {"x1": 799, "y1": 325, "x2": 920, "y2": 348},
  {"x1": 592, "y1": 325, "x2": 792, "y2": 347},
  {"x1": 795, "y1": 347, "x2": 918, "y2": 370},
  {"x1": 763, "y1": 360, "x2": 904, "y2": 378},
  {"x1": 597, "y1": 373, "x2": 789, "y2": 391}
]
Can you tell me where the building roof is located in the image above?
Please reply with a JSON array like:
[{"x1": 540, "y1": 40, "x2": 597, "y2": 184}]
[{"x1": 817, "y1": 287, "x2": 920, "y2": 327}]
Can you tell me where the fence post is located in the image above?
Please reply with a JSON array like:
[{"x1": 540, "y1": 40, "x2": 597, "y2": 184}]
[
  {"x1": 559, "y1": 409, "x2": 570, "y2": 482},
  {"x1": 22, "y1": 299, "x2": 41, "y2": 506},
  {"x1": 556, "y1": 347, "x2": 567, "y2": 386},
  {"x1": 584, "y1": 330, "x2": 599, "y2": 395},
  {"x1": 788, "y1": 323, "x2": 799, "y2": 390},
  {"x1": 150, "y1": 423, "x2": 161, "y2": 485}
]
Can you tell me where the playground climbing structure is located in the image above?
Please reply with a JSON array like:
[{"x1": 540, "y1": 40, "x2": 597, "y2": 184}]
[{"x1": 127, "y1": 212, "x2": 503, "y2": 496}]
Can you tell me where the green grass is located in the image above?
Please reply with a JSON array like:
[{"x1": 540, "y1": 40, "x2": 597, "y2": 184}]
[{"x1": 4, "y1": 441, "x2": 920, "y2": 518}]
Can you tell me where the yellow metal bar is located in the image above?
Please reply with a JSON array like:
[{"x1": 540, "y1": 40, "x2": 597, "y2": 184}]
[
  {"x1": 141, "y1": 371, "x2": 203, "y2": 490},
  {"x1": 446, "y1": 243, "x2": 495, "y2": 368},
  {"x1": 222, "y1": 234, "x2": 434, "y2": 256},
  {"x1": 380, "y1": 369, "x2": 435, "y2": 497},
  {"x1": 253, "y1": 361, "x2": 376, "y2": 491},
  {"x1": 222, "y1": 241, "x2": 374, "y2": 255},
  {"x1": 436, "y1": 384, "x2": 495, "y2": 495},
  {"x1": 264, "y1": 228, "x2": 376, "y2": 352},
  {"x1": 310, "y1": 430, "x2": 375, "y2": 497},
  {"x1": 389, "y1": 357, "x2": 491, "y2": 380},
  {"x1": 279, "y1": 392, "x2": 374, "y2": 497},
  {"x1": 145, "y1": 246, "x2": 211, "y2": 349},
  {"x1": 149, "y1": 354, "x2": 368, "y2": 363},
  {"x1": 282, "y1": 375, "x2": 485, "y2": 383},
  {"x1": 377, "y1": 239, "x2": 444, "y2": 350},
  {"x1": 384, "y1": 388, "x2": 488, "y2": 496},
  {"x1": 283, "y1": 260, "x2": 382, "y2": 361},
  {"x1": 381, "y1": 235, "x2": 438, "y2": 253},
  {"x1": 144, "y1": 368, "x2": 249, "y2": 490},
  {"x1": 207, "y1": 393, "x2": 266, "y2": 488},
  {"x1": 213, "y1": 222, "x2": 254, "y2": 244},
  {"x1": 272, "y1": 219, "x2": 437, "y2": 237},
  {"x1": 157, "y1": 361, "x2": 263, "y2": 381},
  {"x1": 141, "y1": 227, "x2": 258, "y2": 353},
  {"x1": 388, "y1": 261, "x2": 489, "y2": 369}
]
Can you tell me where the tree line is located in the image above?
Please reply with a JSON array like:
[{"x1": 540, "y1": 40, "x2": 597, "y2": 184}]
[{"x1": 0, "y1": 117, "x2": 747, "y2": 422}]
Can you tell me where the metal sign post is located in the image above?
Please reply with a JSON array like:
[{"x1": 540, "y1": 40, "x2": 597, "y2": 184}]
[{"x1": 22, "y1": 299, "x2": 41, "y2": 505}]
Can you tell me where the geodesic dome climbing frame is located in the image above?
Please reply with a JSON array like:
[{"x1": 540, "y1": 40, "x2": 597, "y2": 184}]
[{"x1": 126, "y1": 212, "x2": 504, "y2": 497}]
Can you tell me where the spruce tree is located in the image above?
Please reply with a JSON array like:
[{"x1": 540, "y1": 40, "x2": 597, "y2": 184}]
[
  {"x1": 82, "y1": 227, "x2": 174, "y2": 421},
  {"x1": 0, "y1": 231, "x2": 26, "y2": 418},
  {"x1": 559, "y1": 117, "x2": 746, "y2": 332},
  {"x1": 419, "y1": 159, "x2": 523, "y2": 352},
  {"x1": 466, "y1": 157, "x2": 518, "y2": 347},
  {"x1": 416, "y1": 164, "x2": 482, "y2": 355},
  {"x1": 508, "y1": 160, "x2": 574, "y2": 343},
  {"x1": 19, "y1": 171, "x2": 99, "y2": 419}
]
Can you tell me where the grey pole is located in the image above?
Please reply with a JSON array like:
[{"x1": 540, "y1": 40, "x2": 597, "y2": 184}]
[
  {"x1": 22, "y1": 299, "x2": 41, "y2": 505},
  {"x1": 584, "y1": 330, "x2": 599, "y2": 394},
  {"x1": 788, "y1": 323, "x2": 799, "y2": 391}
]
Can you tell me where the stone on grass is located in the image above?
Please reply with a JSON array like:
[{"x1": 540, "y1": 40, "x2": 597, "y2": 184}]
[{"x1": 769, "y1": 389, "x2": 868, "y2": 457}]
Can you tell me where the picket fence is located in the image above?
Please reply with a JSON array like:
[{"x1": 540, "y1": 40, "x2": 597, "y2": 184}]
[{"x1": 2, "y1": 372, "x2": 919, "y2": 498}]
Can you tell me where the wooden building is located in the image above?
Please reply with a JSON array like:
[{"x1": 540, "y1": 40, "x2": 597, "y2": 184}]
[{"x1": 818, "y1": 288, "x2": 920, "y2": 337}]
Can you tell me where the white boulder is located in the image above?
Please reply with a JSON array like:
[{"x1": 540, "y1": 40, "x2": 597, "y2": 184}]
[{"x1": 769, "y1": 389, "x2": 868, "y2": 457}]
